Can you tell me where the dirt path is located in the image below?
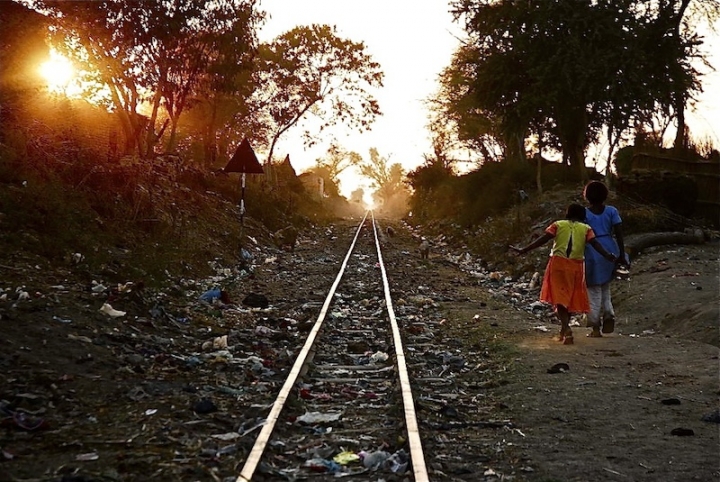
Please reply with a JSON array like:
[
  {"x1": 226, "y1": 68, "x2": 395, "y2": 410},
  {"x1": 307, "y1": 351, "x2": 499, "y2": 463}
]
[
  {"x1": 429, "y1": 238, "x2": 719, "y2": 481},
  {"x1": 0, "y1": 218, "x2": 717, "y2": 481}
]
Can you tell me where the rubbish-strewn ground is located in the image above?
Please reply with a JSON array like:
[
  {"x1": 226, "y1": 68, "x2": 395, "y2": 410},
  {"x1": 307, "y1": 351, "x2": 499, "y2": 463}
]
[
  {"x1": 1, "y1": 211, "x2": 718, "y2": 481},
  {"x1": 435, "y1": 239, "x2": 719, "y2": 481}
]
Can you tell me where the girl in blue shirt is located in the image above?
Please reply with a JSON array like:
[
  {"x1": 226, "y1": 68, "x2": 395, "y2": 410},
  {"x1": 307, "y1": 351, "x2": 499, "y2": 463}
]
[{"x1": 583, "y1": 181, "x2": 627, "y2": 337}]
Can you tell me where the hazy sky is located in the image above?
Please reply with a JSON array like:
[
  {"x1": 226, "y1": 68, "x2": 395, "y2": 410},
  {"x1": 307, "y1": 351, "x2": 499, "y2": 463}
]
[
  {"x1": 257, "y1": 1, "x2": 720, "y2": 196},
  {"x1": 257, "y1": 0, "x2": 463, "y2": 195}
]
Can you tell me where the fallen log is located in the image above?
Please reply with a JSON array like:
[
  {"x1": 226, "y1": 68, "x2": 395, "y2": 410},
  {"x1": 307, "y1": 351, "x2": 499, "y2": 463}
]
[{"x1": 625, "y1": 230, "x2": 704, "y2": 258}]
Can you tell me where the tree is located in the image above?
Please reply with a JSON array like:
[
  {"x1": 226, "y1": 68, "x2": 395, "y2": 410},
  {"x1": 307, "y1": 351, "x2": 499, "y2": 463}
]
[
  {"x1": 314, "y1": 141, "x2": 362, "y2": 185},
  {"x1": 425, "y1": 98, "x2": 483, "y2": 170},
  {"x1": 153, "y1": 1, "x2": 260, "y2": 156},
  {"x1": 349, "y1": 187, "x2": 365, "y2": 205},
  {"x1": 447, "y1": 0, "x2": 708, "y2": 179},
  {"x1": 35, "y1": 0, "x2": 261, "y2": 158},
  {"x1": 406, "y1": 157, "x2": 455, "y2": 221},
  {"x1": 38, "y1": 0, "x2": 146, "y2": 155},
  {"x1": 251, "y1": 24, "x2": 384, "y2": 170},
  {"x1": 356, "y1": 148, "x2": 407, "y2": 208},
  {"x1": 649, "y1": 0, "x2": 720, "y2": 152},
  {"x1": 431, "y1": 45, "x2": 504, "y2": 164}
]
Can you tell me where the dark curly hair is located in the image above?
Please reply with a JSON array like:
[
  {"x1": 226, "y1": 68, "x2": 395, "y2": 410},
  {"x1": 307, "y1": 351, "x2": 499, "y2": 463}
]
[
  {"x1": 583, "y1": 181, "x2": 608, "y2": 204},
  {"x1": 566, "y1": 203, "x2": 586, "y2": 222}
]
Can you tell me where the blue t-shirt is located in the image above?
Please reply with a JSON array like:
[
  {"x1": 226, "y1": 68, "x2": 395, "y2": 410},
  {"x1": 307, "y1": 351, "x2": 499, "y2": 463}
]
[{"x1": 584, "y1": 205, "x2": 622, "y2": 285}]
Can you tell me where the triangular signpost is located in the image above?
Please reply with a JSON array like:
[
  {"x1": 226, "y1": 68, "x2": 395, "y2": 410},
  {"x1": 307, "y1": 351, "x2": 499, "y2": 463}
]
[{"x1": 223, "y1": 138, "x2": 264, "y2": 228}]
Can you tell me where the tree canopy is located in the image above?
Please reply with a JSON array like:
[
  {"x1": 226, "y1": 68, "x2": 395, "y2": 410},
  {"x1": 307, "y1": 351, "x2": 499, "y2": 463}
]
[
  {"x1": 313, "y1": 142, "x2": 362, "y2": 185},
  {"x1": 24, "y1": 2, "x2": 386, "y2": 173},
  {"x1": 355, "y1": 148, "x2": 409, "y2": 212},
  {"x1": 35, "y1": 0, "x2": 261, "y2": 159},
  {"x1": 439, "y1": 0, "x2": 710, "y2": 178},
  {"x1": 251, "y1": 24, "x2": 384, "y2": 166}
]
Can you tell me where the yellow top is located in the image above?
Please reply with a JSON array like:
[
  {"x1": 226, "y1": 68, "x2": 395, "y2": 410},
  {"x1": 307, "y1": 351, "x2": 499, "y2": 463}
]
[{"x1": 545, "y1": 220, "x2": 595, "y2": 260}]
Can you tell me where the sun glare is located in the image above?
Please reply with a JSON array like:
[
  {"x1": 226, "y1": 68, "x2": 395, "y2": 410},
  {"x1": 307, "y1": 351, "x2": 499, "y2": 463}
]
[
  {"x1": 40, "y1": 50, "x2": 75, "y2": 93},
  {"x1": 363, "y1": 192, "x2": 376, "y2": 210}
]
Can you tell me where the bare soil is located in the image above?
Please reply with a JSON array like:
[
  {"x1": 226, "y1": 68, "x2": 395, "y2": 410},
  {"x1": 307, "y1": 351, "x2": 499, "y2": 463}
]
[
  {"x1": 427, "y1": 236, "x2": 720, "y2": 482},
  {"x1": 0, "y1": 218, "x2": 717, "y2": 481}
]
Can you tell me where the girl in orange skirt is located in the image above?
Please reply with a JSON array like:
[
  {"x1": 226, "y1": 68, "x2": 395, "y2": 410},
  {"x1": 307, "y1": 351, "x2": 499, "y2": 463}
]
[{"x1": 511, "y1": 204, "x2": 617, "y2": 344}]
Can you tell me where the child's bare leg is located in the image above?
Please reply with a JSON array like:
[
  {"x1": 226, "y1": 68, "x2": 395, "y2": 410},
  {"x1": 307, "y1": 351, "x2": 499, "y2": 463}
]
[{"x1": 556, "y1": 305, "x2": 573, "y2": 344}]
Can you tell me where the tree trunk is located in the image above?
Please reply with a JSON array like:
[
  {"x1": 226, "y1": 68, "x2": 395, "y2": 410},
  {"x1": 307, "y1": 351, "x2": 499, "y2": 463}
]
[
  {"x1": 625, "y1": 230, "x2": 704, "y2": 258},
  {"x1": 107, "y1": 86, "x2": 136, "y2": 156},
  {"x1": 568, "y1": 143, "x2": 588, "y2": 182},
  {"x1": 673, "y1": 98, "x2": 686, "y2": 153},
  {"x1": 145, "y1": 87, "x2": 163, "y2": 158},
  {"x1": 605, "y1": 125, "x2": 618, "y2": 188},
  {"x1": 671, "y1": 0, "x2": 691, "y2": 153},
  {"x1": 203, "y1": 100, "x2": 219, "y2": 167},
  {"x1": 533, "y1": 152, "x2": 543, "y2": 195},
  {"x1": 166, "y1": 116, "x2": 179, "y2": 153},
  {"x1": 503, "y1": 129, "x2": 527, "y2": 166}
]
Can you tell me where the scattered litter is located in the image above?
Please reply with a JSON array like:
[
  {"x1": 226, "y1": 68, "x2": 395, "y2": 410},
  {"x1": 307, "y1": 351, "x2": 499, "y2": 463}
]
[
  {"x1": 0, "y1": 404, "x2": 48, "y2": 431},
  {"x1": 213, "y1": 335, "x2": 228, "y2": 350},
  {"x1": 91, "y1": 280, "x2": 107, "y2": 293},
  {"x1": 603, "y1": 468, "x2": 627, "y2": 477},
  {"x1": 360, "y1": 450, "x2": 390, "y2": 470},
  {"x1": 303, "y1": 458, "x2": 342, "y2": 473},
  {"x1": 547, "y1": 363, "x2": 570, "y2": 374},
  {"x1": 333, "y1": 451, "x2": 360, "y2": 465},
  {"x1": 296, "y1": 412, "x2": 342, "y2": 425},
  {"x1": 193, "y1": 399, "x2": 217, "y2": 414},
  {"x1": 99, "y1": 302, "x2": 126, "y2": 317},
  {"x1": 199, "y1": 288, "x2": 229, "y2": 303},
  {"x1": 369, "y1": 351, "x2": 389, "y2": 364},
  {"x1": 75, "y1": 452, "x2": 99, "y2": 461},
  {"x1": 117, "y1": 281, "x2": 134, "y2": 293},
  {"x1": 212, "y1": 432, "x2": 241, "y2": 441},
  {"x1": 255, "y1": 325, "x2": 278, "y2": 337},
  {"x1": 701, "y1": 409, "x2": 720, "y2": 423},
  {"x1": 243, "y1": 292, "x2": 269, "y2": 308}
]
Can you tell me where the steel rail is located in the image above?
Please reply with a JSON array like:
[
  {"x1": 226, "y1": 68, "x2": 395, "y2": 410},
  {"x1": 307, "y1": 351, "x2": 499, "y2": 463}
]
[
  {"x1": 236, "y1": 212, "x2": 368, "y2": 482},
  {"x1": 371, "y1": 212, "x2": 430, "y2": 482}
]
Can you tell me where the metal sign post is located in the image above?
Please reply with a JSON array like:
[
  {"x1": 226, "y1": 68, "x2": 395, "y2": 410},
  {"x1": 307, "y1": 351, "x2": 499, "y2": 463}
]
[
  {"x1": 223, "y1": 138, "x2": 264, "y2": 246},
  {"x1": 239, "y1": 172, "x2": 247, "y2": 225}
]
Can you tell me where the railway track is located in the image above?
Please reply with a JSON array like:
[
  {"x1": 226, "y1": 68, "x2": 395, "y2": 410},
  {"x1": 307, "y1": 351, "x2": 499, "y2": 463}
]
[{"x1": 236, "y1": 212, "x2": 429, "y2": 480}]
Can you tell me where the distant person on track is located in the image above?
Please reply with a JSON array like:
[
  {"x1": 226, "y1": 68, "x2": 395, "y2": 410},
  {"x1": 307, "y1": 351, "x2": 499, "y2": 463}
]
[
  {"x1": 583, "y1": 181, "x2": 627, "y2": 337},
  {"x1": 511, "y1": 204, "x2": 617, "y2": 344},
  {"x1": 419, "y1": 237, "x2": 430, "y2": 260}
]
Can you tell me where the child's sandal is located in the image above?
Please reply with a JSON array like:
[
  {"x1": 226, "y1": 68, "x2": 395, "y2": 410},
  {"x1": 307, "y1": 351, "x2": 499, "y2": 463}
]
[
  {"x1": 602, "y1": 316, "x2": 615, "y2": 334},
  {"x1": 560, "y1": 328, "x2": 573, "y2": 344}
]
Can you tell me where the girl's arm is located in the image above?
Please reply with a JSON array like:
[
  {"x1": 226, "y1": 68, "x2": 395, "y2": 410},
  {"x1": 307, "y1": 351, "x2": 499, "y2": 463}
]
[
  {"x1": 510, "y1": 233, "x2": 553, "y2": 255},
  {"x1": 588, "y1": 238, "x2": 617, "y2": 262},
  {"x1": 613, "y1": 222, "x2": 627, "y2": 265}
]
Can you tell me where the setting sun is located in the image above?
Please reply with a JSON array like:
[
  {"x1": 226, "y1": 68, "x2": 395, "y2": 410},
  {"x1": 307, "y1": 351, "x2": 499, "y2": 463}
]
[{"x1": 39, "y1": 49, "x2": 75, "y2": 93}]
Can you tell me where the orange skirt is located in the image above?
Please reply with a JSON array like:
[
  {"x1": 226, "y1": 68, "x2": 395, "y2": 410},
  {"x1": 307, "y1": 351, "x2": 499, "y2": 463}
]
[{"x1": 540, "y1": 256, "x2": 590, "y2": 313}]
